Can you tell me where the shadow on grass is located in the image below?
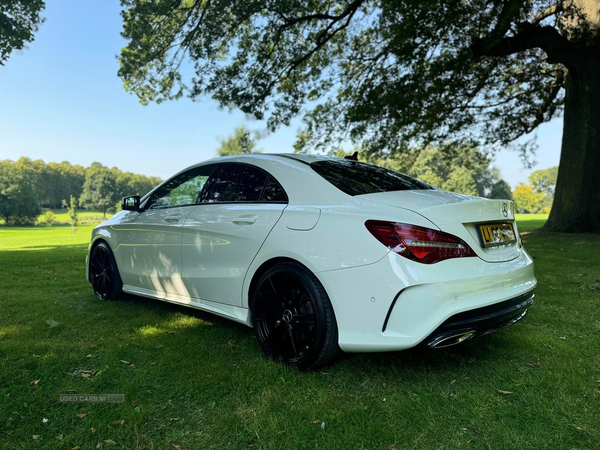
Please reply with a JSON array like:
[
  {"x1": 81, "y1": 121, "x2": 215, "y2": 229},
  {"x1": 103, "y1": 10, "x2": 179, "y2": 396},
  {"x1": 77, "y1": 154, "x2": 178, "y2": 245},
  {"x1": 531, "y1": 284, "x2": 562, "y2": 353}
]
[{"x1": 123, "y1": 289, "x2": 525, "y2": 376}]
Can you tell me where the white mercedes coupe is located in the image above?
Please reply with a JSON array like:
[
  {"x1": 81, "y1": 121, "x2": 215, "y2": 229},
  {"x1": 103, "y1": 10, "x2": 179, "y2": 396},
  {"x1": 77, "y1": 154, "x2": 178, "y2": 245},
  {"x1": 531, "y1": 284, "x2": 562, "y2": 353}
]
[{"x1": 86, "y1": 154, "x2": 536, "y2": 369}]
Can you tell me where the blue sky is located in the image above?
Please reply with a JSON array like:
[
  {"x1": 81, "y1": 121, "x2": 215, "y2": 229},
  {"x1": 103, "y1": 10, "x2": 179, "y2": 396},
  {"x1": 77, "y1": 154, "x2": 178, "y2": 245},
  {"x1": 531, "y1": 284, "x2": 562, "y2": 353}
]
[{"x1": 0, "y1": 0, "x2": 562, "y2": 187}]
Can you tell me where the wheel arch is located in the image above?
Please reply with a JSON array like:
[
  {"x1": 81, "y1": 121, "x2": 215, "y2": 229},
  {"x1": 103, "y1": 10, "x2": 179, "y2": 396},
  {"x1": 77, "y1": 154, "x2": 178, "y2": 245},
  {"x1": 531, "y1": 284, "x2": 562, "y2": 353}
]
[
  {"x1": 247, "y1": 255, "x2": 341, "y2": 369},
  {"x1": 86, "y1": 237, "x2": 116, "y2": 282},
  {"x1": 246, "y1": 257, "x2": 315, "y2": 311}
]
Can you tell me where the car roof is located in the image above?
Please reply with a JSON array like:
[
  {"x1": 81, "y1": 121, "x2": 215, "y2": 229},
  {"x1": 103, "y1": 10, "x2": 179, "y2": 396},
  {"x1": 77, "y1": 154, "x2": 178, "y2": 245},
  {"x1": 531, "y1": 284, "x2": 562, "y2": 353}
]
[
  {"x1": 267, "y1": 153, "x2": 339, "y2": 164},
  {"x1": 206, "y1": 153, "x2": 339, "y2": 165}
]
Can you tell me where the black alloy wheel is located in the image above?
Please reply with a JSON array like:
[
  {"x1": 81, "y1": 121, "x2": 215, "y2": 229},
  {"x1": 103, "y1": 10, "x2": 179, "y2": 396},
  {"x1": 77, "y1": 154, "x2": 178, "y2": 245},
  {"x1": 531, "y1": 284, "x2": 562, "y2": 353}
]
[
  {"x1": 89, "y1": 241, "x2": 123, "y2": 301},
  {"x1": 251, "y1": 262, "x2": 339, "y2": 370}
]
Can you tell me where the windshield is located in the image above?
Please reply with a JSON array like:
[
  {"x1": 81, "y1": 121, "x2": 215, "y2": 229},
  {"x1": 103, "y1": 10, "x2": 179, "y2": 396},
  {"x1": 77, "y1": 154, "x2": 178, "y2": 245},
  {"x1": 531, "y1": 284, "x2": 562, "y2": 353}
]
[{"x1": 310, "y1": 159, "x2": 433, "y2": 196}]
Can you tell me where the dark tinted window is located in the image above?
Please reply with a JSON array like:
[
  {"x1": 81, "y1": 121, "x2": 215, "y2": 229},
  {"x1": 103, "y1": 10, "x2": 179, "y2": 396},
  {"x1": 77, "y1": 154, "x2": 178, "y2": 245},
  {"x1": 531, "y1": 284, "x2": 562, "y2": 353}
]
[
  {"x1": 204, "y1": 164, "x2": 268, "y2": 203},
  {"x1": 261, "y1": 177, "x2": 287, "y2": 202},
  {"x1": 148, "y1": 165, "x2": 215, "y2": 209},
  {"x1": 311, "y1": 160, "x2": 433, "y2": 196}
]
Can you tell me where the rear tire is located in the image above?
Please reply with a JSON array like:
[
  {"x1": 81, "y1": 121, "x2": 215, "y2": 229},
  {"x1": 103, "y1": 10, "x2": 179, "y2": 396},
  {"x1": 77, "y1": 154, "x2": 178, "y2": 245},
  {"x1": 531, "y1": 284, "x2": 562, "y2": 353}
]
[
  {"x1": 89, "y1": 241, "x2": 123, "y2": 301},
  {"x1": 250, "y1": 262, "x2": 340, "y2": 370}
]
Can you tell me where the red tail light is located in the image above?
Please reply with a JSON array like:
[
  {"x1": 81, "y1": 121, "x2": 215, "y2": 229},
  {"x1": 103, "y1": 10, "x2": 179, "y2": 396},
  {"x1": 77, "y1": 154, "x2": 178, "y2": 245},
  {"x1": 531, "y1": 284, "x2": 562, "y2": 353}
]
[{"x1": 365, "y1": 221, "x2": 477, "y2": 264}]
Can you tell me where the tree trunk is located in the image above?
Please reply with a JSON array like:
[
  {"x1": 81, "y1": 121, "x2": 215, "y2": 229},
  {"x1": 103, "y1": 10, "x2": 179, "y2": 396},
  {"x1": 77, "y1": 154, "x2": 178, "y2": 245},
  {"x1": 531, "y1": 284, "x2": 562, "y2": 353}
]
[{"x1": 544, "y1": 57, "x2": 600, "y2": 233}]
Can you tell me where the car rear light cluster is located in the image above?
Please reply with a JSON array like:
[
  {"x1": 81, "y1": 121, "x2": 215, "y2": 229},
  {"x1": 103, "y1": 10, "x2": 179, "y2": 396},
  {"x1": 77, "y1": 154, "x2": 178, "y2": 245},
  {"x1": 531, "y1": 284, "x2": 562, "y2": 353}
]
[{"x1": 365, "y1": 221, "x2": 477, "y2": 264}]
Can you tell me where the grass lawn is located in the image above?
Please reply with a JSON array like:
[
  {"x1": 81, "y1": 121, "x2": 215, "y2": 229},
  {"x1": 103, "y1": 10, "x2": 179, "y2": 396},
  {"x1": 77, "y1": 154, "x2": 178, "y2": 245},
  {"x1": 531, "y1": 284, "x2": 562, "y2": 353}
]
[
  {"x1": 1, "y1": 215, "x2": 600, "y2": 449},
  {"x1": 515, "y1": 213, "x2": 550, "y2": 233}
]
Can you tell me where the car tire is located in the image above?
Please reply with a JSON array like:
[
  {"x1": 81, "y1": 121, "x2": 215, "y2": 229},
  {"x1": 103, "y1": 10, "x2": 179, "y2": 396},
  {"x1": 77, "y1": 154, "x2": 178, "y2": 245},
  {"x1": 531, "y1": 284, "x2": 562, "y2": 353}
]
[
  {"x1": 250, "y1": 261, "x2": 340, "y2": 370},
  {"x1": 89, "y1": 241, "x2": 123, "y2": 301}
]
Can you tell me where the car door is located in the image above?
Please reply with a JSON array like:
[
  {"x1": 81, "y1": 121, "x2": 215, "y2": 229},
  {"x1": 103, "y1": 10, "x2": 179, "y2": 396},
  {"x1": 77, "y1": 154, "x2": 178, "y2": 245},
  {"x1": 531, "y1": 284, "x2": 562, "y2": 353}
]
[
  {"x1": 181, "y1": 163, "x2": 288, "y2": 306},
  {"x1": 117, "y1": 165, "x2": 216, "y2": 296}
]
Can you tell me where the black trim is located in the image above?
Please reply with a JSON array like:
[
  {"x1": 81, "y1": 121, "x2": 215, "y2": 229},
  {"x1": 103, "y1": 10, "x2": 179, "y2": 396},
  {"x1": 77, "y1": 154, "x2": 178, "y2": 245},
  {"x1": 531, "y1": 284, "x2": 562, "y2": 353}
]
[
  {"x1": 258, "y1": 175, "x2": 271, "y2": 201},
  {"x1": 200, "y1": 201, "x2": 289, "y2": 206},
  {"x1": 144, "y1": 200, "x2": 289, "y2": 211},
  {"x1": 382, "y1": 289, "x2": 405, "y2": 333},
  {"x1": 419, "y1": 290, "x2": 535, "y2": 348}
]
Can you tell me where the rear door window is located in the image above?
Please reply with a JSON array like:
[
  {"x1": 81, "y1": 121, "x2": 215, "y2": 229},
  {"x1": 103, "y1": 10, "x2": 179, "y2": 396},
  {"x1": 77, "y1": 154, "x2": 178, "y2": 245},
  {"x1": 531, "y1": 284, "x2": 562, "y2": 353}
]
[
  {"x1": 202, "y1": 164, "x2": 268, "y2": 203},
  {"x1": 311, "y1": 160, "x2": 433, "y2": 196}
]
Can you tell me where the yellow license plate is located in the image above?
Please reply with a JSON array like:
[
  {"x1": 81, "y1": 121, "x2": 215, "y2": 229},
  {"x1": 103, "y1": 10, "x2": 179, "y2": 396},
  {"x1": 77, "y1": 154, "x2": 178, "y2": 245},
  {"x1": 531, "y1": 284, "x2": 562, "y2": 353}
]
[{"x1": 478, "y1": 223, "x2": 517, "y2": 247}]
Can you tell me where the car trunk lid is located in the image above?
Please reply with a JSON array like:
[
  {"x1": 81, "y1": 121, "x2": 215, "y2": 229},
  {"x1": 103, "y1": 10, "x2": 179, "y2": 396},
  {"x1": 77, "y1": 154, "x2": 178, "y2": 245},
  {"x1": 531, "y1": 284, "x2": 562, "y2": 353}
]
[{"x1": 359, "y1": 190, "x2": 520, "y2": 263}]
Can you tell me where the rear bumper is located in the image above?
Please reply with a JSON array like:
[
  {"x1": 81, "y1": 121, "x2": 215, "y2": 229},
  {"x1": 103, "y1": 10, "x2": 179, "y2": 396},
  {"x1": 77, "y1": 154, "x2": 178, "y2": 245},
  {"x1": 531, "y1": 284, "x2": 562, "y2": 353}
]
[
  {"x1": 316, "y1": 248, "x2": 537, "y2": 352},
  {"x1": 420, "y1": 291, "x2": 534, "y2": 348}
]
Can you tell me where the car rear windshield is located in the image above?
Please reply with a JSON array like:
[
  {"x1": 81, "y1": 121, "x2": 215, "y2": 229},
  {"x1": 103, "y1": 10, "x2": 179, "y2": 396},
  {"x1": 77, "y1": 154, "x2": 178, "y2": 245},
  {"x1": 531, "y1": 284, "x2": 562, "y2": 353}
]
[{"x1": 310, "y1": 160, "x2": 433, "y2": 196}]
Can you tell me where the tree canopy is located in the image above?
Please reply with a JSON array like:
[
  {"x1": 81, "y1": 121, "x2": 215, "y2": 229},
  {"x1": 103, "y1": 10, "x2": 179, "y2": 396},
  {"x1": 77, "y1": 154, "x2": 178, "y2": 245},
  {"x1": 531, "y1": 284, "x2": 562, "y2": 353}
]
[
  {"x1": 0, "y1": 159, "x2": 40, "y2": 225},
  {"x1": 0, "y1": 0, "x2": 45, "y2": 65},
  {"x1": 529, "y1": 166, "x2": 557, "y2": 212},
  {"x1": 529, "y1": 166, "x2": 558, "y2": 195},
  {"x1": 79, "y1": 165, "x2": 118, "y2": 218},
  {"x1": 119, "y1": 0, "x2": 600, "y2": 232},
  {"x1": 513, "y1": 183, "x2": 543, "y2": 213},
  {"x1": 216, "y1": 126, "x2": 258, "y2": 156}
]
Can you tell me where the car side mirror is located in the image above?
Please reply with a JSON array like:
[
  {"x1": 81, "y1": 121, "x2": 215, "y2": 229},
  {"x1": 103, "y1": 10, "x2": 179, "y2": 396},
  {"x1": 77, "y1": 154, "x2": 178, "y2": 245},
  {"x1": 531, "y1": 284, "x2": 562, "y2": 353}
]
[{"x1": 122, "y1": 195, "x2": 141, "y2": 211}]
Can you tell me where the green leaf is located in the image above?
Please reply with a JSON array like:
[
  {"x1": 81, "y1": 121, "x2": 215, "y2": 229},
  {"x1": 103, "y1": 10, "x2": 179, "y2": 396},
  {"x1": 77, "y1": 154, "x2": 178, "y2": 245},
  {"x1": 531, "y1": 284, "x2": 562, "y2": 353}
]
[{"x1": 46, "y1": 319, "x2": 60, "y2": 328}]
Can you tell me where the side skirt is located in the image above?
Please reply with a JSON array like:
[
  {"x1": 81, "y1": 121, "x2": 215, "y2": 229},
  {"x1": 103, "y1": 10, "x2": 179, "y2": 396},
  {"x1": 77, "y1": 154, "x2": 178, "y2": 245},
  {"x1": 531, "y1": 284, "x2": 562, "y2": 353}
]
[{"x1": 122, "y1": 284, "x2": 252, "y2": 327}]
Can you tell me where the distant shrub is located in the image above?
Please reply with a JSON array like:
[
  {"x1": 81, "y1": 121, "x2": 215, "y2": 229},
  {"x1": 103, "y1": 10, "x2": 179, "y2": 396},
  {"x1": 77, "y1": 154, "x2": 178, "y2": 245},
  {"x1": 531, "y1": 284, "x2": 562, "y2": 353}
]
[
  {"x1": 45, "y1": 211, "x2": 55, "y2": 226},
  {"x1": 66, "y1": 195, "x2": 78, "y2": 231},
  {"x1": 541, "y1": 206, "x2": 551, "y2": 214}
]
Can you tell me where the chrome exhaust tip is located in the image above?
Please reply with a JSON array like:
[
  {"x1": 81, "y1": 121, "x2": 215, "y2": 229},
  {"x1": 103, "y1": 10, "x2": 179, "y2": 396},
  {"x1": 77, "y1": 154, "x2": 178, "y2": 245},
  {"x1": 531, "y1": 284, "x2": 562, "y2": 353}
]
[{"x1": 428, "y1": 330, "x2": 476, "y2": 349}]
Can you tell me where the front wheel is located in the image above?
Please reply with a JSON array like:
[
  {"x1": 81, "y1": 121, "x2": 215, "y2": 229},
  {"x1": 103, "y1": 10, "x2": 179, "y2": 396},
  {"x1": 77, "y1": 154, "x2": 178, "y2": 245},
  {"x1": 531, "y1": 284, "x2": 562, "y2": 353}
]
[
  {"x1": 89, "y1": 242, "x2": 123, "y2": 301},
  {"x1": 250, "y1": 262, "x2": 340, "y2": 370}
]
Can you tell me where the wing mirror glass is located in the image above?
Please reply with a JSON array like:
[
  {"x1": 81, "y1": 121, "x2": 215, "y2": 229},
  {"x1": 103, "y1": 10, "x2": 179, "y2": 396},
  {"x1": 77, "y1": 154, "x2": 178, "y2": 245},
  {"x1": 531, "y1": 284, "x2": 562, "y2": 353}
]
[{"x1": 122, "y1": 195, "x2": 141, "y2": 211}]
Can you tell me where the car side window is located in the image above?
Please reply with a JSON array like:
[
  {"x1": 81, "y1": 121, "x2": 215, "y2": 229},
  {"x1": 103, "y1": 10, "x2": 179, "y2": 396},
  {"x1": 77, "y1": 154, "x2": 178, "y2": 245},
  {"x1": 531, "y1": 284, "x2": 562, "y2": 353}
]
[
  {"x1": 261, "y1": 177, "x2": 287, "y2": 202},
  {"x1": 203, "y1": 164, "x2": 269, "y2": 203},
  {"x1": 148, "y1": 165, "x2": 216, "y2": 209}
]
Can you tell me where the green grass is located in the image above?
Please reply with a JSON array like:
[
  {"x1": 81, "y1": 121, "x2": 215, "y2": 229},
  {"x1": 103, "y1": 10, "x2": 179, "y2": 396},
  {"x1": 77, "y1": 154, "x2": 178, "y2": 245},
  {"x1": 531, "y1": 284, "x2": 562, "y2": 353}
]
[
  {"x1": 515, "y1": 213, "x2": 550, "y2": 233},
  {"x1": 1, "y1": 216, "x2": 600, "y2": 449}
]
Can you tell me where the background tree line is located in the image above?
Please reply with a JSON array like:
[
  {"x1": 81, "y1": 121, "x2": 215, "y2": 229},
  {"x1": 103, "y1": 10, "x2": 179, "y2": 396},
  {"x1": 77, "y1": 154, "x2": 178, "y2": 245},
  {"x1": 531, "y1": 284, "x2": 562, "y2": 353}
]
[{"x1": 0, "y1": 157, "x2": 161, "y2": 225}]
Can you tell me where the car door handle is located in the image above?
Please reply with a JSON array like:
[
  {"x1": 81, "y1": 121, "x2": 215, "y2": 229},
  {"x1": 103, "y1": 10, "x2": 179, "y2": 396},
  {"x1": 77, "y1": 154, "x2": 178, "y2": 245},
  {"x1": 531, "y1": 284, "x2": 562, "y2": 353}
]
[
  {"x1": 165, "y1": 214, "x2": 182, "y2": 222},
  {"x1": 232, "y1": 215, "x2": 257, "y2": 225}
]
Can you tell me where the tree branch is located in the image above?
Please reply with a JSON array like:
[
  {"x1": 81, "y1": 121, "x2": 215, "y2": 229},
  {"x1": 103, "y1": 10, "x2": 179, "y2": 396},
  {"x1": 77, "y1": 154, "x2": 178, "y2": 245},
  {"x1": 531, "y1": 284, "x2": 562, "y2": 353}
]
[
  {"x1": 253, "y1": 0, "x2": 366, "y2": 103},
  {"x1": 473, "y1": 22, "x2": 578, "y2": 65},
  {"x1": 276, "y1": 0, "x2": 365, "y2": 30},
  {"x1": 531, "y1": 2, "x2": 564, "y2": 25},
  {"x1": 480, "y1": 0, "x2": 528, "y2": 52}
]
